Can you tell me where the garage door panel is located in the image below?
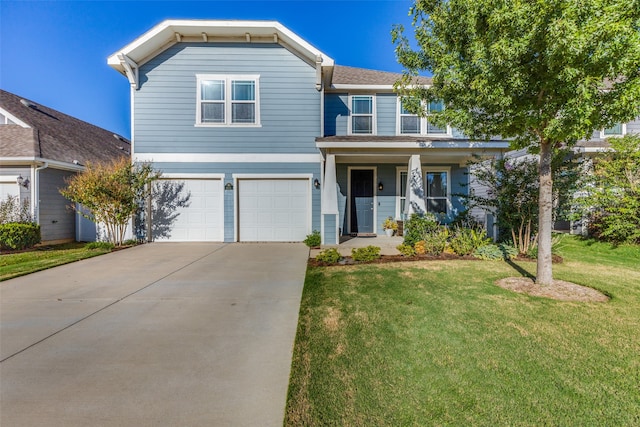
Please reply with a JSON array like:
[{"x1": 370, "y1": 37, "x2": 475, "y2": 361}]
[
  {"x1": 238, "y1": 179, "x2": 310, "y2": 242},
  {"x1": 154, "y1": 179, "x2": 223, "y2": 242}
]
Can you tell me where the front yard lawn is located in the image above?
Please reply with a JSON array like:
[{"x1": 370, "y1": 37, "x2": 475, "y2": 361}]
[
  {"x1": 0, "y1": 243, "x2": 113, "y2": 281},
  {"x1": 285, "y1": 236, "x2": 640, "y2": 425}
]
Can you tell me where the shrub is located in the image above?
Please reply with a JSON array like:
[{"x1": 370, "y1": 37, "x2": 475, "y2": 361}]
[
  {"x1": 448, "y1": 226, "x2": 491, "y2": 256},
  {"x1": 0, "y1": 195, "x2": 32, "y2": 224},
  {"x1": 396, "y1": 243, "x2": 416, "y2": 257},
  {"x1": 0, "y1": 223, "x2": 41, "y2": 250},
  {"x1": 403, "y1": 213, "x2": 440, "y2": 247},
  {"x1": 473, "y1": 243, "x2": 519, "y2": 260},
  {"x1": 315, "y1": 248, "x2": 341, "y2": 264},
  {"x1": 421, "y1": 228, "x2": 449, "y2": 255},
  {"x1": 382, "y1": 216, "x2": 398, "y2": 231},
  {"x1": 351, "y1": 246, "x2": 381, "y2": 262},
  {"x1": 85, "y1": 241, "x2": 115, "y2": 251},
  {"x1": 499, "y1": 244, "x2": 519, "y2": 260},
  {"x1": 304, "y1": 230, "x2": 321, "y2": 248}
]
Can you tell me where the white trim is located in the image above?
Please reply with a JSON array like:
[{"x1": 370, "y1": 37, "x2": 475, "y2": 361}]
[
  {"x1": 599, "y1": 123, "x2": 627, "y2": 139},
  {"x1": 346, "y1": 166, "x2": 377, "y2": 235},
  {"x1": 133, "y1": 153, "x2": 322, "y2": 163},
  {"x1": 348, "y1": 94, "x2": 376, "y2": 135},
  {"x1": 0, "y1": 107, "x2": 30, "y2": 128},
  {"x1": 159, "y1": 173, "x2": 225, "y2": 179},
  {"x1": 232, "y1": 173, "x2": 313, "y2": 180},
  {"x1": 0, "y1": 157, "x2": 85, "y2": 172},
  {"x1": 0, "y1": 175, "x2": 20, "y2": 183},
  {"x1": 332, "y1": 84, "x2": 395, "y2": 90},
  {"x1": 316, "y1": 140, "x2": 509, "y2": 149},
  {"x1": 195, "y1": 74, "x2": 261, "y2": 126}
]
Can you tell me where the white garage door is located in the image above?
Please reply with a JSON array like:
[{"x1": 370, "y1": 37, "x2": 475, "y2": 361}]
[
  {"x1": 238, "y1": 179, "x2": 310, "y2": 242},
  {"x1": 154, "y1": 178, "x2": 223, "y2": 242}
]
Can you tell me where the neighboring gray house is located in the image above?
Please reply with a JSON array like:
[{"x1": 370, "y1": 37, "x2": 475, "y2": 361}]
[
  {"x1": 108, "y1": 20, "x2": 512, "y2": 245},
  {"x1": 0, "y1": 89, "x2": 131, "y2": 243}
]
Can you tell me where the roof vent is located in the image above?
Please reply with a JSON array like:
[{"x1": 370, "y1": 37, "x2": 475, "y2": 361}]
[{"x1": 20, "y1": 99, "x2": 38, "y2": 109}]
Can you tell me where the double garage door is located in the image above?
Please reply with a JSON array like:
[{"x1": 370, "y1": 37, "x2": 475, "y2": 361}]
[{"x1": 155, "y1": 177, "x2": 310, "y2": 242}]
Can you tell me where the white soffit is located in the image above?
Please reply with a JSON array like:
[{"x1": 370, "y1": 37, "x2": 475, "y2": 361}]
[{"x1": 107, "y1": 19, "x2": 334, "y2": 73}]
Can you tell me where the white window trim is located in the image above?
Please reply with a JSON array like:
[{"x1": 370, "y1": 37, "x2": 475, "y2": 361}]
[
  {"x1": 396, "y1": 98, "x2": 452, "y2": 137},
  {"x1": 348, "y1": 94, "x2": 376, "y2": 135},
  {"x1": 600, "y1": 123, "x2": 627, "y2": 139},
  {"x1": 195, "y1": 74, "x2": 261, "y2": 127},
  {"x1": 396, "y1": 166, "x2": 452, "y2": 219}
]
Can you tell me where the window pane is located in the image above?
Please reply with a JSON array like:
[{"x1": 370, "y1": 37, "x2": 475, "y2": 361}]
[
  {"x1": 232, "y1": 81, "x2": 255, "y2": 101},
  {"x1": 232, "y1": 103, "x2": 255, "y2": 123},
  {"x1": 426, "y1": 172, "x2": 447, "y2": 198},
  {"x1": 352, "y1": 116, "x2": 372, "y2": 133},
  {"x1": 201, "y1": 103, "x2": 224, "y2": 123},
  {"x1": 426, "y1": 120, "x2": 447, "y2": 134},
  {"x1": 428, "y1": 100, "x2": 444, "y2": 113},
  {"x1": 202, "y1": 80, "x2": 224, "y2": 100},
  {"x1": 401, "y1": 116, "x2": 420, "y2": 134},
  {"x1": 427, "y1": 198, "x2": 447, "y2": 214},
  {"x1": 604, "y1": 123, "x2": 622, "y2": 135},
  {"x1": 352, "y1": 96, "x2": 372, "y2": 114},
  {"x1": 400, "y1": 172, "x2": 407, "y2": 196}
]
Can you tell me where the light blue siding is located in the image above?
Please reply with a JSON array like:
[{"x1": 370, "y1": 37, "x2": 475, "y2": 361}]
[
  {"x1": 324, "y1": 93, "x2": 348, "y2": 136},
  {"x1": 376, "y1": 94, "x2": 397, "y2": 136},
  {"x1": 39, "y1": 169, "x2": 76, "y2": 242},
  {"x1": 135, "y1": 43, "x2": 320, "y2": 154}
]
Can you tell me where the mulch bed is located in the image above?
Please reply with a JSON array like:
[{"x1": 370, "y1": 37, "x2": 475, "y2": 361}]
[
  {"x1": 495, "y1": 277, "x2": 610, "y2": 302},
  {"x1": 308, "y1": 252, "x2": 563, "y2": 267}
]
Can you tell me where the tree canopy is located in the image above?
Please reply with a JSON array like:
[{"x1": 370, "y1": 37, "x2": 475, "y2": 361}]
[{"x1": 393, "y1": 0, "x2": 640, "y2": 284}]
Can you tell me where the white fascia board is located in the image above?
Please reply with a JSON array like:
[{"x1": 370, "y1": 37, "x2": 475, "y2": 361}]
[
  {"x1": 108, "y1": 19, "x2": 333, "y2": 74},
  {"x1": 316, "y1": 141, "x2": 511, "y2": 149},
  {"x1": 0, "y1": 107, "x2": 30, "y2": 128},
  {"x1": 331, "y1": 84, "x2": 396, "y2": 91},
  {"x1": 0, "y1": 157, "x2": 85, "y2": 172}
]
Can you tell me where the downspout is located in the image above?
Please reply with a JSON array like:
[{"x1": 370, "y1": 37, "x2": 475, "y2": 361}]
[{"x1": 34, "y1": 161, "x2": 49, "y2": 225}]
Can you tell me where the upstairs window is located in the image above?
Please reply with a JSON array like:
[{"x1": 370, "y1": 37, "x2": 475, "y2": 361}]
[
  {"x1": 196, "y1": 74, "x2": 260, "y2": 126},
  {"x1": 350, "y1": 95, "x2": 375, "y2": 134},
  {"x1": 398, "y1": 98, "x2": 451, "y2": 136},
  {"x1": 601, "y1": 123, "x2": 626, "y2": 138}
]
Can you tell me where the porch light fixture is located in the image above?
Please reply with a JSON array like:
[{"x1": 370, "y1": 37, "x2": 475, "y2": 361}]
[
  {"x1": 224, "y1": 182, "x2": 234, "y2": 191},
  {"x1": 378, "y1": 182, "x2": 383, "y2": 191},
  {"x1": 16, "y1": 175, "x2": 29, "y2": 189},
  {"x1": 314, "y1": 179, "x2": 320, "y2": 189}
]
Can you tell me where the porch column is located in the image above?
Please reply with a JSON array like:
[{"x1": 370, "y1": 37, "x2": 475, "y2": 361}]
[
  {"x1": 321, "y1": 154, "x2": 339, "y2": 245},
  {"x1": 404, "y1": 154, "x2": 426, "y2": 217}
]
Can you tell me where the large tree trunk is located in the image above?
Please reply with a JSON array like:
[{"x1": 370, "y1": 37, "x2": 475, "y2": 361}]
[{"x1": 537, "y1": 140, "x2": 554, "y2": 286}]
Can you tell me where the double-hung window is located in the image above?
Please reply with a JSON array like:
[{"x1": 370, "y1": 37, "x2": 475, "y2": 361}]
[
  {"x1": 398, "y1": 98, "x2": 450, "y2": 136},
  {"x1": 397, "y1": 168, "x2": 450, "y2": 218},
  {"x1": 600, "y1": 123, "x2": 626, "y2": 138},
  {"x1": 196, "y1": 74, "x2": 260, "y2": 126},
  {"x1": 350, "y1": 95, "x2": 374, "y2": 134}
]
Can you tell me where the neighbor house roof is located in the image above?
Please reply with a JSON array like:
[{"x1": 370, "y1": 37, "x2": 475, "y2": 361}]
[
  {"x1": 0, "y1": 89, "x2": 130, "y2": 167},
  {"x1": 330, "y1": 65, "x2": 432, "y2": 89}
]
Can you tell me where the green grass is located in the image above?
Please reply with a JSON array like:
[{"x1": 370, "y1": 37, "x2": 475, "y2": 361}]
[
  {"x1": 0, "y1": 242, "x2": 113, "y2": 281},
  {"x1": 285, "y1": 236, "x2": 640, "y2": 426}
]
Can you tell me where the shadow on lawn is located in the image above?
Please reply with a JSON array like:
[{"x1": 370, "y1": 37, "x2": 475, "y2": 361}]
[{"x1": 505, "y1": 259, "x2": 536, "y2": 280}]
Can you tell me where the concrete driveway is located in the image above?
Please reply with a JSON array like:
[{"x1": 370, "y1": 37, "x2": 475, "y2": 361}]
[{"x1": 0, "y1": 243, "x2": 308, "y2": 426}]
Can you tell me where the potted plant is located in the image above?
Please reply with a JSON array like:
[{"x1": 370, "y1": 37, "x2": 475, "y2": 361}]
[{"x1": 382, "y1": 216, "x2": 398, "y2": 237}]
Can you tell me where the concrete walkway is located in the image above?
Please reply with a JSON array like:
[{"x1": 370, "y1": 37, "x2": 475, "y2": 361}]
[{"x1": 0, "y1": 243, "x2": 308, "y2": 426}]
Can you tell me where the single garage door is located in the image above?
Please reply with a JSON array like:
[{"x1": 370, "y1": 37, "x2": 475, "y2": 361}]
[
  {"x1": 238, "y1": 179, "x2": 310, "y2": 242},
  {"x1": 154, "y1": 178, "x2": 223, "y2": 242}
]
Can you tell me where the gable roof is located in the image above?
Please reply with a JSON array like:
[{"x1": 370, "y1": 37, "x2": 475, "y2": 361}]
[
  {"x1": 330, "y1": 65, "x2": 432, "y2": 88},
  {"x1": 108, "y1": 19, "x2": 333, "y2": 79},
  {"x1": 0, "y1": 89, "x2": 130, "y2": 167}
]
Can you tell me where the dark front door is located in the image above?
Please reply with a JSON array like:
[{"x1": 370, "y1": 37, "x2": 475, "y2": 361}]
[{"x1": 350, "y1": 169, "x2": 374, "y2": 234}]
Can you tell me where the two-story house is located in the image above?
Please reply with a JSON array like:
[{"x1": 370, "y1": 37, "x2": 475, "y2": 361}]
[{"x1": 108, "y1": 19, "x2": 512, "y2": 245}]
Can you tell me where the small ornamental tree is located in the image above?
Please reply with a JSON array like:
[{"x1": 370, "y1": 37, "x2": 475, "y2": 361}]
[
  {"x1": 464, "y1": 153, "x2": 581, "y2": 254},
  {"x1": 393, "y1": 0, "x2": 640, "y2": 285},
  {"x1": 60, "y1": 158, "x2": 160, "y2": 246},
  {"x1": 575, "y1": 134, "x2": 640, "y2": 244}
]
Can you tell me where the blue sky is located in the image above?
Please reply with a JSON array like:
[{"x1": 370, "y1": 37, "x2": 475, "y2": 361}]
[{"x1": 1, "y1": 0, "x2": 416, "y2": 139}]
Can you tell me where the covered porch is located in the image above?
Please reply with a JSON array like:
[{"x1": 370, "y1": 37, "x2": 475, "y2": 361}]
[{"x1": 317, "y1": 140, "x2": 508, "y2": 246}]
